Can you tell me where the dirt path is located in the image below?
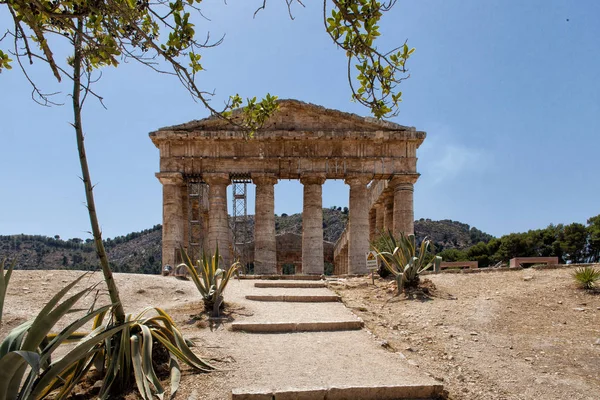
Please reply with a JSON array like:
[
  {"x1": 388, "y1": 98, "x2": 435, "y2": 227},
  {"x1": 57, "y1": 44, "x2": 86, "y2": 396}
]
[
  {"x1": 331, "y1": 267, "x2": 600, "y2": 400},
  {"x1": 2, "y1": 268, "x2": 598, "y2": 399},
  {"x1": 1, "y1": 271, "x2": 439, "y2": 399}
]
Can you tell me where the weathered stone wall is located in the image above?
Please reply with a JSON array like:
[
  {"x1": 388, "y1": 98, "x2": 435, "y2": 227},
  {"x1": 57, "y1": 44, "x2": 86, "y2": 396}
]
[
  {"x1": 238, "y1": 233, "x2": 334, "y2": 275},
  {"x1": 151, "y1": 100, "x2": 424, "y2": 275}
]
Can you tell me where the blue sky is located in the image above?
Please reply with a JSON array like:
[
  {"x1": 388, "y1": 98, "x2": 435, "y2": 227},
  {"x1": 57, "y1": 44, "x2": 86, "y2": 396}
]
[{"x1": 1, "y1": 0, "x2": 599, "y2": 241}]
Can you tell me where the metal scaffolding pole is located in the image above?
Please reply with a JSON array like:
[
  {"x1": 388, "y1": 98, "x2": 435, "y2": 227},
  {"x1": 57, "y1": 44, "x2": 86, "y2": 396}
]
[
  {"x1": 231, "y1": 175, "x2": 251, "y2": 268},
  {"x1": 186, "y1": 176, "x2": 206, "y2": 263}
]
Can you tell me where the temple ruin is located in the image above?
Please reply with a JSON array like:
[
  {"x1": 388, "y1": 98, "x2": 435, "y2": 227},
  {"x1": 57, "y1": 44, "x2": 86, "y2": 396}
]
[{"x1": 150, "y1": 100, "x2": 425, "y2": 275}]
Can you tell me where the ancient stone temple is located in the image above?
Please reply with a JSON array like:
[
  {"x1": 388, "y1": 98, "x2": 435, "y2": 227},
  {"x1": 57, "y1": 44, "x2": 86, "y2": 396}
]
[{"x1": 149, "y1": 99, "x2": 425, "y2": 275}]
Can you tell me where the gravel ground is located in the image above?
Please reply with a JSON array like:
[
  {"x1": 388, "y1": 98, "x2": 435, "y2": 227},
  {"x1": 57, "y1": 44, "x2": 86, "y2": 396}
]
[
  {"x1": 331, "y1": 267, "x2": 600, "y2": 400},
  {"x1": 1, "y1": 271, "x2": 439, "y2": 399}
]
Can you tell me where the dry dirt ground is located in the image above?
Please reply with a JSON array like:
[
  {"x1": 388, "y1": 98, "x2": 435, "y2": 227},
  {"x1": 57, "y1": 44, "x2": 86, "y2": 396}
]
[
  {"x1": 331, "y1": 267, "x2": 600, "y2": 400},
  {"x1": 1, "y1": 267, "x2": 599, "y2": 400}
]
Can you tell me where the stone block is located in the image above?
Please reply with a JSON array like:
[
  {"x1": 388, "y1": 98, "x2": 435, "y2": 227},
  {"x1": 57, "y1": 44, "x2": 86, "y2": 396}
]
[
  {"x1": 231, "y1": 389, "x2": 273, "y2": 400},
  {"x1": 274, "y1": 389, "x2": 328, "y2": 400},
  {"x1": 326, "y1": 384, "x2": 443, "y2": 400}
]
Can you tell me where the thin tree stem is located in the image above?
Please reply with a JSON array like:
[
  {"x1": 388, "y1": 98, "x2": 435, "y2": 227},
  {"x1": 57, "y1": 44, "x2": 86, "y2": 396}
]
[{"x1": 72, "y1": 18, "x2": 125, "y2": 324}]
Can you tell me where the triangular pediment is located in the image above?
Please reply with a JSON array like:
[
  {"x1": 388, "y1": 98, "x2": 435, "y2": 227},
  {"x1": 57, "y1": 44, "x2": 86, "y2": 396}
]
[{"x1": 156, "y1": 99, "x2": 415, "y2": 133}]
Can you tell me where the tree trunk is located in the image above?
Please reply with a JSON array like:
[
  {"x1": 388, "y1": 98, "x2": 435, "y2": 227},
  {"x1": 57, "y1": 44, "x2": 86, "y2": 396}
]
[{"x1": 72, "y1": 19, "x2": 125, "y2": 323}]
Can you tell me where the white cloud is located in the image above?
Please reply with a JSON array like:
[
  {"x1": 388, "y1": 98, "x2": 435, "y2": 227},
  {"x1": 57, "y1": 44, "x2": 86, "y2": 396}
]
[{"x1": 417, "y1": 128, "x2": 490, "y2": 186}]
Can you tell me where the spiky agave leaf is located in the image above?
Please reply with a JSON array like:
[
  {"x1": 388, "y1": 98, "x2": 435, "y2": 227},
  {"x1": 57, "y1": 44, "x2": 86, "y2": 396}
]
[
  {"x1": 94, "y1": 306, "x2": 215, "y2": 400},
  {"x1": 2, "y1": 273, "x2": 92, "y2": 395},
  {"x1": 573, "y1": 266, "x2": 600, "y2": 290},
  {"x1": 373, "y1": 231, "x2": 442, "y2": 294},
  {"x1": 181, "y1": 246, "x2": 240, "y2": 315},
  {"x1": 0, "y1": 274, "x2": 121, "y2": 400},
  {"x1": 30, "y1": 323, "x2": 131, "y2": 399}
]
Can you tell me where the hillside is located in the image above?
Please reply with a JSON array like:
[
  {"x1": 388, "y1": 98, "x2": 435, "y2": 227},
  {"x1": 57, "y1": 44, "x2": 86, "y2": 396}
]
[
  {"x1": 0, "y1": 213, "x2": 493, "y2": 272},
  {"x1": 414, "y1": 218, "x2": 494, "y2": 252},
  {"x1": 0, "y1": 226, "x2": 163, "y2": 274}
]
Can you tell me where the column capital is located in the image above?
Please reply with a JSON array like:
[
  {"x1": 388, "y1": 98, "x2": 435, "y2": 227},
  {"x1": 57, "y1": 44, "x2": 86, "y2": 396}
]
[
  {"x1": 344, "y1": 174, "x2": 372, "y2": 187},
  {"x1": 203, "y1": 173, "x2": 230, "y2": 186},
  {"x1": 156, "y1": 172, "x2": 184, "y2": 185},
  {"x1": 252, "y1": 173, "x2": 278, "y2": 186},
  {"x1": 389, "y1": 174, "x2": 419, "y2": 188},
  {"x1": 300, "y1": 173, "x2": 326, "y2": 186}
]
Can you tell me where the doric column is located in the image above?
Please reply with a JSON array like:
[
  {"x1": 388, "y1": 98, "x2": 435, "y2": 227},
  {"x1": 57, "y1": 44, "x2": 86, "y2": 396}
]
[
  {"x1": 253, "y1": 174, "x2": 278, "y2": 275},
  {"x1": 382, "y1": 192, "x2": 394, "y2": 234},
  {"x1": 345, "y1": 175, "x2": 372, "y2": 275},
  {"x1": 156, "y1": 172, "x2": 185, "y2": 268},
  {"x1": 390, "y1": 174, "x2": 419, "y2": 237},
  {"x1": 342, "y1": 245, "x2": 349, "y2": 275},
  {"x1": 204, "y1": 173, "x2": 232, "y2": 268},
  {"x1": 375, "y1": 203, "x2": 385, "y2": 236},
  {"x1": 301, "y1": 174, "x2": 326, "y2": 275},
  {"x1": 369, "y1": 209, "x2": 377, "y2": 242}
]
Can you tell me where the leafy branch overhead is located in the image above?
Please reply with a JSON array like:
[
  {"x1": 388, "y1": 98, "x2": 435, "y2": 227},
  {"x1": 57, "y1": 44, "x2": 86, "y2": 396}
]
[
  {"x1": 325, "y1": 0, "x2": 414, "y2": 118},
  {"x1": 1, "y1": 0, "x2": 412, "y2": 122}
]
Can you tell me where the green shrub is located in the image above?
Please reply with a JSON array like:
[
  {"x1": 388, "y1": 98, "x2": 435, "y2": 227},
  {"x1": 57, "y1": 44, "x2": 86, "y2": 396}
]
[
  {"x1": 0, "y1": 274, "x2": 127, "y2": 400},
  {"x1": 572, "y1": 266, "x2": 600, "y2": 290},
  {"x1": 92, "y1": 306, "x2": 215, "y2": 399},
  {"x1": 179, "y1": 246, "x2": 240, "y2": 317},
  {"x1": 374, "y1": 231, "x2": 441, "y2": 294}
]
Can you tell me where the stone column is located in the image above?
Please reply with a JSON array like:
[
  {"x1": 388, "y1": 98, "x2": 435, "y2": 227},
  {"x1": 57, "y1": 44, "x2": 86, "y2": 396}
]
[
  {"x1": 375, "y1": 204, "x2": 385, "y2": 235},
  {"x1": 369, "y1": 209, "x2": 377, "y2": 242},
  {"x1": 390, "y1": 174, "x2": 419, "y2": 237},
  {"x1": 204, "y1": 173, "x2": 232, "y2": 268},
  {"x1": 342, "y1": 245, "x2": 349, "y2": 275},
  {"x1": 301, "y1": 174, "x2": 326, "y2": 275},
  {"x1": 253, "y1": 174, "x2": 278, "y2": 275},
  {"x1": 156, "y1": 172, "x2": 185, "y2": 268},
  {"x1": 382, "y1": 192, "x2": 394, "y2": 234},
  {"x1": 345, "y1": 175, "x2": 371, "y2": 275}
]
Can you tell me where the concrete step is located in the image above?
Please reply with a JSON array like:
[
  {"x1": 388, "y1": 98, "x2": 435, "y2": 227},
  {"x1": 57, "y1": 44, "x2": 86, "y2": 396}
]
[
  {"x1": 245, "y1": 294, "x2": 340, "y2": 302},
  {"x1": 231, "y1": 320, "x2": 363, "y2": 333},
  {"x1": 254, "y1": 282, "x2": 326, "y2": 289},
  {"x1": 231, "y1": 384, "x2": 444, "y2": 399},
  {"x1": 239, "y1": 274, "x2": 324, "y2": 281}
]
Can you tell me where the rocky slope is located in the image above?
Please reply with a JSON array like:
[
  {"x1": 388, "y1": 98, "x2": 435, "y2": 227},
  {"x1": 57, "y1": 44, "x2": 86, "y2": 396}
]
[{"x1": 0, "y1": 213, "x2": 492, "y2": 273}]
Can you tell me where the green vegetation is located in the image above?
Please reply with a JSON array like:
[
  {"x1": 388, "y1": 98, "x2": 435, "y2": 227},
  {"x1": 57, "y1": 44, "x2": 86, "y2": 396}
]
[
  {"x1": 415, "y1": 219, "x2": 493, "y2": 251},
  {"x1": 180, "y1": 247, "x2": 240, "y2": 317},
  {"x1": 374, "y1": 232, "x2": 441, "y2": 294},
  {"x1": 0, "y1": 273, "x2": 213, "y2": 400},
  {"x1": 91, "y1": 306, "x2": 215, "y2": 399},
  {"x1": 2, "y1": 1, "x2": 415, "y2": 399},
  {"x1": 0, "y1": 274, "x2": 127, "y2": 400},
  {"x1": 0, "y1": 258, "x2": 15, "y2": 325},
  {"x1": 572, "y1": 266, "x2": 600, "y2": 290},
  {"x1": 0, "y1": 226, "x2": 162, "y2": 273},
  {"x1": 438, "y1": 215, "x2": 600, "y2": 267}
]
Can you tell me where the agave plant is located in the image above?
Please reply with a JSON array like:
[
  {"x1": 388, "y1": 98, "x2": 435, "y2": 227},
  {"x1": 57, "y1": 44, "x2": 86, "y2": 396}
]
[
  {"x1": 0, "y1": 258, "x2": 15, "y2": 326},
  {"x1": 92, "y1": 306, "x2": 215, "y2": 399},
  {"x1": 179, "y1": 246, "x2": 241, "y2": 317},
  {"x1": 0, "y1": 274, "x2": 127, "y2": 400},
  {"x1": 374, "y1": 231, "x2": 441, "y2": 294},
  {"x1": 572, "y1": 266, "x2": 600, "y2": 290}
]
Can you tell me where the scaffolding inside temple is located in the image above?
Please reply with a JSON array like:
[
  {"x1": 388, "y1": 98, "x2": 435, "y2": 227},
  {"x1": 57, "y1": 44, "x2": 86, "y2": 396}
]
[
  {"x1": 231, "y1": 175, "x2": 252, "y2": 270},
  {"x1": 186, "y1": 176, "x2": 206, "y2": 263}
]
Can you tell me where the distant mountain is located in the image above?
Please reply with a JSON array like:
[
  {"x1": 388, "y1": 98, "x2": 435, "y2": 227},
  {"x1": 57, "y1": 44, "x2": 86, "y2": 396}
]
[
  {"x1": 414, "y1": 218, "x2": 494, "y2": 252},
  {"x1": 0, "y1": 226, "x2": 163, "y2": 274},
  {"x1": 0, "y1": 213, "x2": 493, "y2": 272}
]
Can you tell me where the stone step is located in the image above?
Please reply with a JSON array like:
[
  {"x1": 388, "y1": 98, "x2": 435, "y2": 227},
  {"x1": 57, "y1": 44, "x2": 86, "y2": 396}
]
[
  {"x1": 231, "y1": 384, "x2": 444, "y2": 399},
  {"x1": 254, "y1": 282, "x2": 326, "y2": 289},
  {"x1": 239, "y1": 274, "x2": 324, "y2": 281},
  {"x1": 245, "y1": 294, "x2": 340, "y2": 302},
  {"x1": 231, "y1": 320, "x2": 363, "y2": 333}
]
